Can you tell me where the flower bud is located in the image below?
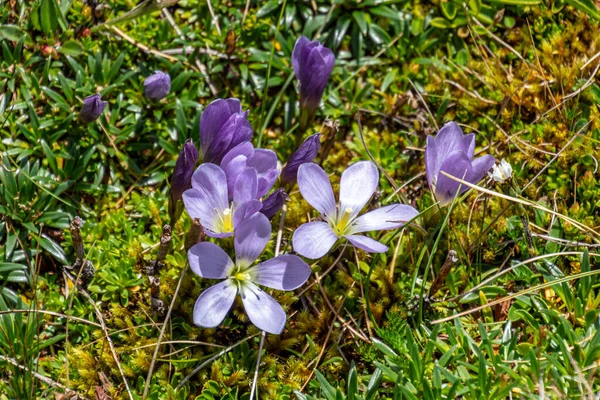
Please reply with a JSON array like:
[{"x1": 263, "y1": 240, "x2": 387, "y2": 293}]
[
  {"x1": 144, "y1": 71, "x2": 171, "y2": 101},
  {"x1": 292, "y1": 36, "x2": 335, "y2": 114},
  {"x1": 169, "y1": 139, "x2": 199, "y2": 224},
  {"x1": 260, "y1": 188, "x2": 287, "y2": 220},
  {"x1": 79, "y1": 94, "x2": 107, "y2": 124},
  {"x1": 280, "y1": 134, "x2": 321, "y2": 185}
]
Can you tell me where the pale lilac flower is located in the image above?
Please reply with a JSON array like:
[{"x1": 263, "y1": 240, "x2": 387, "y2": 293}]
[
  {"x1": 168, "y1": 139, "x2": 199, "y2": 223},
  {"x1": 292, "y1": 161, "x2": 418, "y2": 259},
  {"x1": 260, "y1": 188, "x2": 287, "y2": 220},
  {"x1": 280, "y1": 134, "x2": 321, "y2": 185},
  {"x1": 79, "y1": 94, "x2": 107, "y2": 123},
  {"x1": 144, "y1": 71, "x2": 171, "y2": 101},
  {"x1": 220, "y1": 142, "x2": 279, "y2": 199},
  {"x1": 425, "y1": 122, "x2": 495, "y2": 206},
  {"x1": 189, "y1": 213, "x2": 311, "y2": 334},
  {"x1": 292, "y1": 37, "x2": 335, "y2": 113},
  {"x1": 200, "y1": 98, "x2": 252, "y2": 164},
  {"x1": 182, "y1": 163, "x2": 261, "y2": 238}
]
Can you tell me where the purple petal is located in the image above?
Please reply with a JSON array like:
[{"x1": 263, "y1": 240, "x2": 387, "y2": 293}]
[
  {"x1": 350, "y1": 204, "x2": 419, "y2": 234},
  {"x1": 193, "y1": 280, "x2": 237, "y2": 328},
  {"x1": 292, "y1": 221, "x2": 337, "y2": 259},
  {"x1": 183, "y1": 164, "x2": 229, "y2": 232},
  {"x1": 260, "y1": 188, "x2": 287, "y2": 220},
  {"x1": 435, "y1": 152, "x2": 495, "y2": 206},
  {"x1": 280, "y1": 134, "x2": 321, "y2": 185},
  {"x1": 188, "y1": 242, "x2": 234, "y2": 279},
  {"x1": 234, "y1": 213, "x2": 271, "y2": 266},
  {"x1": 240, "y1": 282, "x2": 286, "y2": 334},
  {"x1": 233, "y1": 168, "x2": 258, "y2": 207},
  {"x1": 250, "y1": 254, "x2": 311, "y2": 290},
  {"x1": 232, "y1": 199, "x2": 263, "y2": 228},
  {"x1": 144, "y1": 71, "x2": 171, "y2": 101},
  {"x1": 200, "y1": 99, "x2": 239, "y2": 156},
  {"x1": 79, "y1": 94, "x2": 107, "y2": 123},
  {"x1": 169, "y1": 139, "x2": 199, "y2": 203},
  {"x1": 345, "y1": 234, "x2": 388, "y2": 253},
  {"x1": 425, "y1": 122, "x2": 472, "y2": 189},
  {"x1": 339, "y1": 161, "x2": 378, "y2": 221},
  {"x1": 297, "y1": 163, "x2": 336, "y2": 220},
  {"x1": 248, "y1": 149, "x2": 279, "y2": 198}
]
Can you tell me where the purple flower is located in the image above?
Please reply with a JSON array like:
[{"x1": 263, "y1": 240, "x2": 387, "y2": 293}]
[
  {"x1": 220, "y1": 142, "x2": 279, "y2": 199},
  {"x1": 292, "y1": 161, "x2": 418, "y2": 259},
  {"x1": 168, "y1": 139, "x2": 199, "y2": 223},
  {"x1": 79, "y1": 94, "x2": 107, "y2": 123},
  {"x1": 144, "y1": 71, "x2": 171, "y2": 101},
  {"x1": 200, "y1": 98, "x2": 253, "y2": 164},
  {"x1": 292, "y1": 36, "x2": 335, "y2": 113},
  {"x1": 189, "y1": 213, "x2": 311, "y2": 334},
  {"x1": 280, "y1": 134, "x2": 321, "y2": 185},
  {"x1": 425, "y1": 122, "x2": 495, "y2": 206},
  {"x1": 260, "y1": 188, "x2": 288, "y2": 220},
  {"x1": 182, "y1": 163, "x2": 262, "y2": 238}
]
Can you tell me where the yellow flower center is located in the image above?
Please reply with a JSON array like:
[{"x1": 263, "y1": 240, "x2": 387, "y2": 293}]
[
  {"x1": 334, "y1": 207, "x2": 353, "y2": 235},
  {"x1": 222, "y1": 208, "x2": 233, "y2": 233}
]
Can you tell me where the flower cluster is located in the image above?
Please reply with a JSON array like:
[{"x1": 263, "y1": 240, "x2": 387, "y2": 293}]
[{"x1": 169, "y1": 38, "x2": 496, "y2": 335}]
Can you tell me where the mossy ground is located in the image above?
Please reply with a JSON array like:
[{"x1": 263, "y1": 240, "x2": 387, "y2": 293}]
[{"x1": 1, "y1": 0, "x2": 600, "y2": 399}]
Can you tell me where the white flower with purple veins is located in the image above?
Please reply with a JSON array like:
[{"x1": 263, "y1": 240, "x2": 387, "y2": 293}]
[
  {"x1": 425, "y1": 122, "x2": 495, "y2": 206},
  {"x1": 183, "y1": 163, "x2": 262, "y2": 238},
  {"x1": 489, "y1": 159, "x2": 513, "y2": 183},
  {"x1": 189, "y1": 213, "x2": 311, "y2": 334},
  {"x1": 292, "y1": 161, "x2": 419, "y2": 259}
]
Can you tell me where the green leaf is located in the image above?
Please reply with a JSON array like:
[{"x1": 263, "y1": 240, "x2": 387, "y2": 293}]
[
  {"x1": 58, "y1": 40, "x2": 84, "y2": 56},
  {"x1": 38, "y1": 234, "x2": 68, "y2": 264},
  {"x1": 0, "y1": 25, "x2": 25, "y2": 41},
  {"x1": 565, "y1": 0, "x2": 600, "y2": 20},
  {"x1": 430, "y1": 17, "x2": 452, "y2": 29},
  {"x1": 352, "y1": 11, "x2": 368, "y2": 36},
  {"x1": 40, "y1": 0, "x2": 58, "y2": 35},
  {"x1": 441, "y1": 2, "x2": 458, "y2": 19}
]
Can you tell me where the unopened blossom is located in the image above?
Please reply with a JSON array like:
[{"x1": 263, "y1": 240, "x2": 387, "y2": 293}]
[
  {"x1": 189, "y1": 213, "x2": 311, "y2": 334},
  {"x1": 425, "y1": 122, "x2": 495, "y2": 206},
  {"x1": 183, "y1": 163, "x2": 261, "y2": 238},
  {"x1": 280, "y1": 134, "x2": 321, "y2": 185},
  {"x1": 168, "y1": 139, "x2": 199, "y2": 223},
  {"x1": 260, "y1": 188, "x2": 287, "y2": 220},
  {"x1": 220, "y1": 142, "x2": 279, "y2": 199},
  {"x1": 292, "y1": 161, "x2": 418, "y2": 259},
  {"x1": 200, "y1": 98, "x2": 252, "y2": 164},
  {"x1": 144, "y1": 71, "x2": 171, "y2": 101},
  {"x1": 292, "y1": 36, "x2": 335, "y2": 122},
  {"x1": 79, "y1": 94, "x2": 107, "y2": 123},
  {"x1": 489, "y1": 159, "x2": 513, "y2": 183}
]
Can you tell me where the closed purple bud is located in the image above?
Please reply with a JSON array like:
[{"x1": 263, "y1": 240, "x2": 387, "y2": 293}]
[
  {"x1": 200, "y1": 98, "x2": 253, "y2": 164},
  {"x1": 79, "y1": 94, "x2": 107, "y2": 123},
  {"x1": 280, "y1": 134, "x2": 321, "y2": 185},
  {"x1": 260, "y1": 188, "x2": 288, "y2": 220},
  {"x1": 144, "y1": 71, "x2": 171, "y2": 101},
  {"x1": 292, "y1": 36, "x2": 335, "y2": 113},
  {"x1": 169, "y1": 139, "x2": 199, "y2": 223}
]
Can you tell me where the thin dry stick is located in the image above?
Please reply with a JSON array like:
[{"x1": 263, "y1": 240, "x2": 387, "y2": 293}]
[
  {"x1": 432, "y1": 268, "x2": 600, "y2": 324},
  {"x1": 0, "y1": 355, "x2": 89, "y2": 399},
  {"x1": 132, "y1": 340, "x2": 224, "y2": 351},
  {"x1": 0, "y1": 309, "x2": 101, "y2": 327},
  {"x1": 388, "y1": 231, "x2": 404, "y2": 284},
  {"x1": 407, "y1": 78, "x2": 439, "y2": 131},
  {"x1": 249, "y1": 331, "x2": 266, "y2": 400},
  {"x1": 63, "y1": 270, "x2": 134, "y2": 400},
  {"x1": 439, "y1": 171, "x2": 600, "y2": 240},
  {"x1": 142, "y1": 263, "x2": 187, "y2": 400},
  {"x1": 206, "y1": 0, "x2": 221, "y2": 35},
  {"x1": 297, "y1": 244, "x2": 347, "y2": 297}
]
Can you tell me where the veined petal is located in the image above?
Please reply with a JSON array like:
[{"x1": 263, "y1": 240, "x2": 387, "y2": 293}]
[
  {"x1": 426, "y1": 122, "x2": 470, "y2": 188},
  {"x1": 193, "y1": 280, "x2": 237, "y2": 328},
  {"x1": 234, "y1": 213, "x2": 271, "y2": 267},
  {"x1": 188, "y1": 242, "x2": 234, "y2": 279},
  {"x1": 350, "y1": 204, "x2": 419, "y2": 234},
  {"x1": 240, "y1": 282, "x2": 286, "y2": 334},
  {"x1": 345, "y1": 234, "x2": 388, "y2": 253},
  {"x1": 248, "y1": 149, "x2": 279, "y2": 198},
  {"x1": 292, "y1": 221, "x2": 337, "y2": 259},
  {"x1": 182, "y1": 188, "x2": 220, "y2": 233},
  {"x1": 435, "y1": 151, "x2": 494, "y2": 206},
  {"x1": 297, "y1": 163, "x2": 336, "y2": 220},
  {"x1": 250, "y1": 254, "x2": 311, "y2": 290},
  {"x1": 200, "y1": 99, "x2": 239, "y2": 157},
  {"x1": 232, "y1": 199, "x2": 262, "y2": 228},
  {"x1": 339, "y1": 161, "x2": 379, "y2": 221},
  {"x1": 189, "y1": 163, "x2": 229, "y2": 211},
  {"x1": 233, "y1": 168, "x2": 258, "y2": 207}
]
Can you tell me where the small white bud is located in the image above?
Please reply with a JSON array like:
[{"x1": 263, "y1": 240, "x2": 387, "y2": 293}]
[{"x1": 489, "y1": 159, "x2": 513, "y2": 183}]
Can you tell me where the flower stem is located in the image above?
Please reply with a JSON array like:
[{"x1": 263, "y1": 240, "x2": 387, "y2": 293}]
[{"x1": 249, "y1": 330, "x2": 266, "y2": 400}]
